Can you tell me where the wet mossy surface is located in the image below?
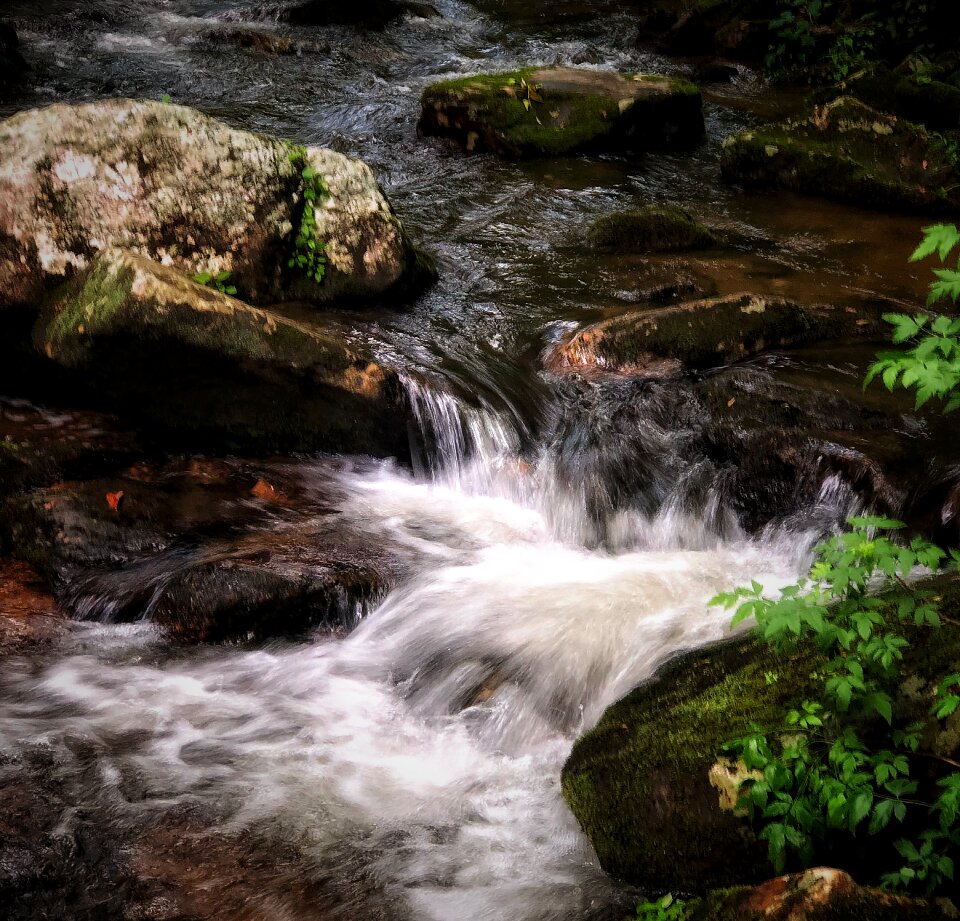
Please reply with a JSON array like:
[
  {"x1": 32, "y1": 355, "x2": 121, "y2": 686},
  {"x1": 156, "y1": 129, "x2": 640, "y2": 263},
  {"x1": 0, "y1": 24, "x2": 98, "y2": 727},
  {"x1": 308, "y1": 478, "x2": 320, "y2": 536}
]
[
  {"x1": 562, "y1": 577, "x2": 960, "y2": 894},
  {"x1": 587, "y1": 205, "x2": 716, "y2": 253},
  {"x1": 721, "y1": 97, "x2": 960, "y2": 214},
  {"x1": 418, "y1": 67, "x2": 703, "y2": 158}
]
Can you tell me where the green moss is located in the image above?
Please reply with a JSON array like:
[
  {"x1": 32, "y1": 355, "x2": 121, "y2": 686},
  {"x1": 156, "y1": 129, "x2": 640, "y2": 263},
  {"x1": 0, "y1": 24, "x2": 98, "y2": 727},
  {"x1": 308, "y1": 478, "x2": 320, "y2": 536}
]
[
  {"x1": 563, "y1": 635, "x2": 819, "y2": 891},
  {"x1": 721, "y1": 97, "x2": 960, "y2": 214},
  {"x1": 588, "y1": 205, "x2": 716, "y2": 252},
  {"x1": 419, "y1": 67, "x2": 703, "y2": 158},
  {"x1": 562, "y1": 576, "x2": 960, "y2": 894}
]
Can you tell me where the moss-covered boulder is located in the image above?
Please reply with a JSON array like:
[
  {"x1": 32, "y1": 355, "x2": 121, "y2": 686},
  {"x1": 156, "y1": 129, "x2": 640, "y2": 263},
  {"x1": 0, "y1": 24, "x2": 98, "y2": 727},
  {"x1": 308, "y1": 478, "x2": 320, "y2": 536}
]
[
  {"x1": 588, "y1": 205, "x2": 716, "y2": 252},
  {"x1": 0, "y1": 98, "x2": 434, "y2": 311},
  {"x1": 418, "y1": 66, "x2": 703, "y2": 158},
  {"x1": 34, "y1": 249, "x2": 409, "y2": 456},
  {"x1": 561, "y1": 579, "x2": 960, "y2": 893},
  {"x1": 547, "y1": 293, "x2": 884, "y2": 377},
  {"x1": 688, "y1": 868, "x2": 948, "y2": 921},
  {"x1": 721, "y1": 97, "x2": 960, "y2": 214},
  {"x1": 839, "y1": 65, "x2": 960, "y2": 134}
]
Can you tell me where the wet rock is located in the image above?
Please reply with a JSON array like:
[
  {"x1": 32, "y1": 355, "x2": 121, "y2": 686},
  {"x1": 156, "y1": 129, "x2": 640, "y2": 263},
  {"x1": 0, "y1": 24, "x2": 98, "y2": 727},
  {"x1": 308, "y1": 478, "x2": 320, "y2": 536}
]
[
  {"x1": 1, "y1": 456, "x2": 410, "y2": 642},
  {"x1": 34, "y1": 249, "x2": 410, "y2": 456},
  {"x1": 0, "y1": 98, "x2": 434, "y2": 311},
  {"x1": 587, "y1": 205, "x2": 716, "y2": 253},
  {"x1": 418, "y1": 66, "x2": 704, "y2": 158},
  {"x1": 720, "y1": 96, "x2": 960, "y2": 214},
  {"x1": 0, "y1": 558, "x2": 64, "y2": 653},
  {"x1": 694, "y1": 60, "x2": 740, "y2": 84},
  {"x1": 0, "y1": 398, "x2": 140, "y2": 499},
  {"x1": 688, "y1": 868, "x2": 949, "y2": 920},
  {"x1": 562, "y1": 577, "x2": 960, "y2": 893},
  {"x1": 547, "y1": 293, "x2": 885, "y2": 378},
  {"x1": 834, "y1": 65, "x2": 960, "y2": 134},
  {"x1": 284, "y1": 0, "x2": 407, "y2": 28},
  {"x1": 196, "y1": 25, "x2": 300, "y2": 55}
]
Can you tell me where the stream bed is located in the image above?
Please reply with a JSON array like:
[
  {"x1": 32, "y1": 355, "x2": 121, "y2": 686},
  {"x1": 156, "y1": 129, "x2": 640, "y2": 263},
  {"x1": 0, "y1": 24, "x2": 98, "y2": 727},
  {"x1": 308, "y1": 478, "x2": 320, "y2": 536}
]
[{"x1": 0, "y1": 2, "x2": 955, "y2": 919}]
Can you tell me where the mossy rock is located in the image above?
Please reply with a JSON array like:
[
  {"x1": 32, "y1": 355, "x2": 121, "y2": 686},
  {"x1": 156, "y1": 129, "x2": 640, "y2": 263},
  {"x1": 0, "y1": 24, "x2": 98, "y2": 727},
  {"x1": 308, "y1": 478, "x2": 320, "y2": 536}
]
[
  {"x1": 838, "y1": 65, "x2": 960, "y2": 134},
  {"x1": 588, "y1": 205, "x2": 716, "y2": 253},
  {"x1": 418, "y1": 66, "x2": 703, "y2": 158},
  {"x1": 561, "y1": 577, "x2": 960, "y2": 894},
  {"x1": 721, "y1": 96, "x2": 960, "y2": 214},
  {"x1": 547, "y1": 293, "x2": 885, "y2": 377},
  {"x1": 34, "y1": 248, "x2": 410, "y2": 457}
]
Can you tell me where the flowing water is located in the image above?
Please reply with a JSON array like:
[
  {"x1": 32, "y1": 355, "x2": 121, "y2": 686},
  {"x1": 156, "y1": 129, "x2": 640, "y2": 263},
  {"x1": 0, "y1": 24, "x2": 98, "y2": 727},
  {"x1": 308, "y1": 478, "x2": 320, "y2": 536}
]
[{"x1": 0, "y1": 2, "x2": 951, "y2": 918}]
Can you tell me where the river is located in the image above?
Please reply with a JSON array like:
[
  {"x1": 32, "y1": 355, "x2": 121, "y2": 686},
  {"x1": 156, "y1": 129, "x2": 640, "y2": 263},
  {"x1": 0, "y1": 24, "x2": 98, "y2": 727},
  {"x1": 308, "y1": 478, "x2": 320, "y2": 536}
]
[{"x1": 0, "y1": 2, "x2": 950, "y2": 919}]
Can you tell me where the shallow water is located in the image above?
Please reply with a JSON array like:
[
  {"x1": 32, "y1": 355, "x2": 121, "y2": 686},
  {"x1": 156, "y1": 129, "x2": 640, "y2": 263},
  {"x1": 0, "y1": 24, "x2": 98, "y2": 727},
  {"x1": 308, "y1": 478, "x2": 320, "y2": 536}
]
[{"x1": 0, "y1": 1, "x2": 948, "y2": 917}]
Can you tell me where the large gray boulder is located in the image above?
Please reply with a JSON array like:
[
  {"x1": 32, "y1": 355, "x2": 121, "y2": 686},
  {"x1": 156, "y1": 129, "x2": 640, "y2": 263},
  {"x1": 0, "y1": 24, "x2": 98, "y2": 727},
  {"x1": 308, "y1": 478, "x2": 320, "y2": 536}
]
[{"x1": 0, "y1": 98, "x2": 434, "y2": 310}]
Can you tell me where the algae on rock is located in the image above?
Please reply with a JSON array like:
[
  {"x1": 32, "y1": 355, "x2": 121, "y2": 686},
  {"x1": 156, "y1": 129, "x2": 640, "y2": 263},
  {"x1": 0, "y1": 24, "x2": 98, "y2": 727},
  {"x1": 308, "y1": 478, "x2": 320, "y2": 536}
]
[
  {"x1": 35, "y1": 249, "x2": 410, "y2": 457},
  {"x1": 721, "y1": 96, "x2": 960, "y2": 214},
  {"x1": 588, "y1": 205, "x2": 716, "y2": 253},
  {"x1": 418, "y1": 66, "x2": 703, "y2": 158}
]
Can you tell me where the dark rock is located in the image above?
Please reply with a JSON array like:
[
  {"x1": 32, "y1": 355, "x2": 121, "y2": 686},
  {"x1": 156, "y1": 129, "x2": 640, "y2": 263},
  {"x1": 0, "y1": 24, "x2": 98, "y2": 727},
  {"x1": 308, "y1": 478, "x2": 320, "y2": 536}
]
[
  {"x1": 689, "y1": 868, "x2": 949, "y2": 920},
  {"x1": 587, "y1": 205, "x2": 716, "y2": 253},
  {"x1": 721, "y1": 97, "x2": 960, "y2": 214},
  {"x1": 695, "y1": 60, "x2": 740, "y2": 84},
  {"x1": 0, "y1": 22, "x2": 27, "y2": 93},
  {"x1": 562, "y1": 580, "x2": 960, "y2": 892},
  {"x1": 418, "y1": 66, "x2": 704, "y2": 158},
  {"x1": 546, "y1": 293, "x2": 886, "y2": 378},
  {"x1": 34, "y1": 249, "x2": 411, "y2": 457}
]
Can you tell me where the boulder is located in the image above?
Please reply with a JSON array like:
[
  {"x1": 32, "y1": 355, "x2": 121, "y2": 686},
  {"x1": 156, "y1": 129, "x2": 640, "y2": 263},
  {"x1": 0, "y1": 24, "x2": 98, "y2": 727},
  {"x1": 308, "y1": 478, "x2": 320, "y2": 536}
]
[
  {"x1": 587, "y1": 205, "x2": 716, "y2": 253},
  {"x1": 418, "y1": 66, "x2": 703, "y2": 158},
  {"x1": 689, "y1": 868, "x2": 948, "y2": 920},
  {"x1": 546, "y1": 293, "x2": 885, "y2": 378},
  {"x1": 0, "y1": 98, "x2": 434, "y2": 311},
  {"x1": 561, "y1": 579, "x2": 960, "y2": 892},
  {"x1": 34, "y1": 249, "x2": 410, "y2": 456},
  {"x1": 837, "y1": 65, "x2": 960, "y2": 133},
  {"x1": 1, "y1": 456, "x2": 411, "y2": 643},
  {"x1": 720, "y1": 97, "x2": 960, "y2": 214}
]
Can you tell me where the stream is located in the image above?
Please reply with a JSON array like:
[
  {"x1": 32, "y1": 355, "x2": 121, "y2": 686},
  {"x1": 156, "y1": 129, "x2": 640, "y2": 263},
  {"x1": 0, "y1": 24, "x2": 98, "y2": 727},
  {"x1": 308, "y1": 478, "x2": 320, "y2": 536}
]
[{"x1": 0, "y1": 2, "x2": 953, "y2": 919}]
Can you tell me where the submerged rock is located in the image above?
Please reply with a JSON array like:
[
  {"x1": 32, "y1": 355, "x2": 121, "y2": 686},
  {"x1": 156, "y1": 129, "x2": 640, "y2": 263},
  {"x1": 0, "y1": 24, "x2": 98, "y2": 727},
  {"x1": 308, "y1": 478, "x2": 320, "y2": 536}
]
[
  {"x1": 34, "y1": 249, "x2": 409, "y2": 455},
  {"x1": 0, "y1": 98, "x2": 434, "y2": 311},
  {"x1": 688, "y1": 868, "x2": 948, "y2": 920},
  {"x1": 587, "y1": 205, "x2": 716, "y2": 253},
  {"x1": 418, "y1": 66, "x2": 703, "y2": 158},
  {"x1": 561, "y1": 579, "x2": 960, "y2": 893},
  {"x1": 547, "y1": 293, "x2": 884, "y2": 377},
  {"x1": 720, "y1": 96, "x2": 960, "y2": 214}
]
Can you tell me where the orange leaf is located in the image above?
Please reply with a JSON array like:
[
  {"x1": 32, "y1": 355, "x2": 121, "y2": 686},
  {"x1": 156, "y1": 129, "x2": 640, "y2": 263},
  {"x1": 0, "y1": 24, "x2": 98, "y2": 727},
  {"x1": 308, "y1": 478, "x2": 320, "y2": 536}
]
[{"x1": 106, "y1": 491, "x2": 125, "y2": 511}]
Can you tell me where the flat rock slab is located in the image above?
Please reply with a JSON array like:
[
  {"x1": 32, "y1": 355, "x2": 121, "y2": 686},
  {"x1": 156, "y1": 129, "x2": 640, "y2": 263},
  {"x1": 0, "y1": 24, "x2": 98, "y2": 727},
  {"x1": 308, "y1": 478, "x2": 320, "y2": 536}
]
[
  {"x1": 721, "y1": 96, "x2": 960, "y2": 214},
  {"x1": 418, "y1": 66, "x2": 703, "y2": 158},
  {"x1": 546, "y1": 293, "x2": 886, "y2": 377}
]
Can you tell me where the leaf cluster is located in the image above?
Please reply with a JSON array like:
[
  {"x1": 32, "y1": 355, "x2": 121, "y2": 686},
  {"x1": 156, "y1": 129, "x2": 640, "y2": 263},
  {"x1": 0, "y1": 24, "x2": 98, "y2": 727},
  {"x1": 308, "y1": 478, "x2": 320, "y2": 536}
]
[
  {"x1": 867, "y1": 224, "x2": 960, "y2": 411},
  {"x1": 193, "y1": 269, "x2": 237, "y2": 296},
  {"x1": 635, "y1": 894, "x2": 687, "y2": 921},
  {"x1": 285, "y1": 144, "x2": 328, "y2": 285},
  {"x1": 712, "y1": 517, "x2": 960, "y2": 894}
]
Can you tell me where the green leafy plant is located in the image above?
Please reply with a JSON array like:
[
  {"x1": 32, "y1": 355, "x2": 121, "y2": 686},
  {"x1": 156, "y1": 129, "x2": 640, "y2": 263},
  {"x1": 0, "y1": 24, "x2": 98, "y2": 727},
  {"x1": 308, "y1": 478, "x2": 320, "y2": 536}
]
[
  {"x1": 712, "y1": 517, "x2": 959, "y2": 893},
  {"x1": 636, "y1": 893, "x2": 688, "y2": 921},
  {"x1": 285, "y1": 143, "x2": 328, "y2": 285},
  {"x1": 193, "y1": 269, "x2": 237, "y2": 296},
  {"x1": 867, "y1": 223, "x2": 960, "y2": 410}
]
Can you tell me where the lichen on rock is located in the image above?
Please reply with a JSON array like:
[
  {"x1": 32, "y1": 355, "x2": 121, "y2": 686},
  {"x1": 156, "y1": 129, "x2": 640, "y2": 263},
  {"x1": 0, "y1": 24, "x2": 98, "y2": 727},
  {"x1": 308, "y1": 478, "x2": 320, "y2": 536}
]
[{"x1": 0, "y1": 98, "x2": 434, "y2": 311}]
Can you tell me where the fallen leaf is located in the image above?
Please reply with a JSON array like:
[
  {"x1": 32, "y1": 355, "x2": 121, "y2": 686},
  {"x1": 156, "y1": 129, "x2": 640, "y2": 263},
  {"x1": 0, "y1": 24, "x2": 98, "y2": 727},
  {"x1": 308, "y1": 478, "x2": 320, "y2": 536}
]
[
  {"x1": 106, "y1": 491, "x2": 125, "y2": 511},
  {"x1": 727, "y1": 398, "x2": 736, "y2": 407}
]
